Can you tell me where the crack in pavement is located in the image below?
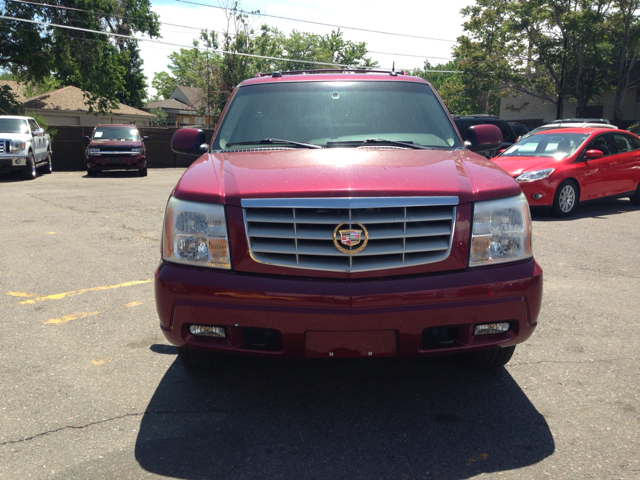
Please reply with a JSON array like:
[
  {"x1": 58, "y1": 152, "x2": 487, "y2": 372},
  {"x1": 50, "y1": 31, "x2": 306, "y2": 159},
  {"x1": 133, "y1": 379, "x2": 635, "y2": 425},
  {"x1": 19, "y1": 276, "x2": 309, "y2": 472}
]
[
  {"x1": 509, "y1": 356, "x2": 639, "y2": 367},
  {"x1": 0, "y1": 395, "x2": 290, "y2": 446}
]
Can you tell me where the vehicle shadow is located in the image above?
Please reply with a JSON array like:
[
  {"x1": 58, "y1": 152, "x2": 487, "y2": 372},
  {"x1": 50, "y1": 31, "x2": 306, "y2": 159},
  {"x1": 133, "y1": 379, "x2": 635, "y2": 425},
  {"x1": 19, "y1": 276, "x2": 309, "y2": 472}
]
[
  {"x1": 135, "y1": 354, "x2": 554, "y2": 479},
  {"x1": 531, "y1": 197, "x2": 638, "y2": 221},
  {"x1": 82, "y1": 170, "x2": 143, "y2": 179}
]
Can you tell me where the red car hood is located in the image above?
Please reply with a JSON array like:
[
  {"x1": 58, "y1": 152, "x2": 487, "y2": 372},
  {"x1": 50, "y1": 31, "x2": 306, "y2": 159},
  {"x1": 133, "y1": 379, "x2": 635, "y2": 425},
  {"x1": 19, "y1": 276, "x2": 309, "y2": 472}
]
[
  {"x1": 173, "y1": 148, "x2": 521, "y2": 205},
  {"x1": 492, "y1": 155, "x2": 569, "y2": 178}
]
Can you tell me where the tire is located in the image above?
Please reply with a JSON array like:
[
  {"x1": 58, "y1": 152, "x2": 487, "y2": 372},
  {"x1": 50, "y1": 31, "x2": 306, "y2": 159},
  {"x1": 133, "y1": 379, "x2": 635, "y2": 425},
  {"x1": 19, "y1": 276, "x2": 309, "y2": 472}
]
[
  {"x1": 459, "y1": 345, "x2": 516, "y2": 369},
  {"x1": 21, "y1": 152, "x2": 37, "y2": 180},
  {"x1": 552, "y1": 179, "x2": 578, "y2": 217},
  {"x1": 87, "y1": 168, "x2": 97, "y2": 177},
  {"x1": 42, "y1": 150, "x2": 53, "y2": 174},
  {"x1": 630, "y1": 182, "x2": 640, "y2": 206},
  {"x1": 139, "y1": 167, "x2": 148, "y2": 177},
  {"x1": 177, "y1": 346, "x2": 222, "y2": 372}
]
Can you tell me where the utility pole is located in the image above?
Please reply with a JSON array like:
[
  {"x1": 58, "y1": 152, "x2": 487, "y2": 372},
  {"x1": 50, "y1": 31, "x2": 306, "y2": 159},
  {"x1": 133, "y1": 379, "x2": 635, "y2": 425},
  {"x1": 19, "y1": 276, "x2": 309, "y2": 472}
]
[{"x1": 556, "y1": 36, "x2": 567, "y2": 120}]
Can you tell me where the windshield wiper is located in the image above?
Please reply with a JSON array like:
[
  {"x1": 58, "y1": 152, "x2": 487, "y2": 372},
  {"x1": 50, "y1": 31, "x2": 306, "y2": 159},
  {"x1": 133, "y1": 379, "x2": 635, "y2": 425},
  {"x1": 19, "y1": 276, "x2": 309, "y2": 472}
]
[
  {"x1": 327, "y1": 138, "x2": 435, "y2": 150},
  {"x1": 226, "y1": 138, "x2": 322, "y2": 149}
]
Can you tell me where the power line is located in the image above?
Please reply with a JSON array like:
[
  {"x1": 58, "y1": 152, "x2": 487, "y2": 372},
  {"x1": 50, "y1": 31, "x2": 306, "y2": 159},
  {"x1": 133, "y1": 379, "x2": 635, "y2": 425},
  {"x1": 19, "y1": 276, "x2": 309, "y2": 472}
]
[
  {"x1": 4, "y1": 2, "x2": 456, "y2": 64},
  {"x1": 174, "y1": 0, "x2": 458, "y2": 43},
  {"x1": 0, "y1": 15, "x2": 379, "y2": 68}
]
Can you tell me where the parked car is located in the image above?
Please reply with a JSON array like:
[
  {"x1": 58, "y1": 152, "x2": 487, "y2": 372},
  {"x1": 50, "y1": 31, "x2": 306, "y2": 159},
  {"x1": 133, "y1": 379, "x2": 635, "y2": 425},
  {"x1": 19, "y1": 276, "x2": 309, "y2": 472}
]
[
  {"x1": 156, "y1": 69, "x2": 543, "y2": 372},
  {"x1": 508, "y1": 122, "x2": 530, "y2": 138},
  {"x1": 84, "y1": 124, "x2": 149, "y2": 177},
  {"x1": 492, "y1": 127, "x2": 640, "y2": 216},
  {"x1": 452, "y1": 114, "x2": 518, "y2": 157},
  {"x1": 519, "y1": 120, "x2": 617, "y2": 141},
  {"x1": 0, "y1": 115, "x2": 52, "y2": 180}
]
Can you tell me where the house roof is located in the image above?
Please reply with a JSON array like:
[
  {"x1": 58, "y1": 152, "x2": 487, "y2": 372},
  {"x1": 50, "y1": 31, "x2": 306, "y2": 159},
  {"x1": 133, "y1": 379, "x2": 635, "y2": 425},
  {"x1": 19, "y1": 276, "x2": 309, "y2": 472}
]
[
  {"x1": 21, "y1": 85, "x2": 154, "y2": 116},
  {"x1": 174, "y1": 85, "x2": 206, "y2": 109},
  {"x1": 0, "y1": 80, "x2": 29, "y2": 102},
  {"x1": 145, "y1": 98, "x2": 196, "y2": 112}
]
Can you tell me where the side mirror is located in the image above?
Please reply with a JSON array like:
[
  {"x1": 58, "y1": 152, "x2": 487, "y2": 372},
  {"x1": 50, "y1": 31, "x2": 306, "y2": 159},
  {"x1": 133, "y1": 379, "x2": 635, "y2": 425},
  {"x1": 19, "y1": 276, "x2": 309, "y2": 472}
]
[
  {"x1": 34, "y1": 128, "x2": 45, "y2": 136},
  {"x1": 171, "y1": 128, "x2": 208, "y2": 156},
  {"x1": 465, "y1": 124, "x2": 503, "y2": 153},
  {"x1": 142, "y1": 136, "x2": 150, "y2": 142},
  {"x1": 585, "y1": 149, "x2": 603, "y2": 159},
  {"x1": 83, "y1": 136, "x2": 91, "y2": 142}
]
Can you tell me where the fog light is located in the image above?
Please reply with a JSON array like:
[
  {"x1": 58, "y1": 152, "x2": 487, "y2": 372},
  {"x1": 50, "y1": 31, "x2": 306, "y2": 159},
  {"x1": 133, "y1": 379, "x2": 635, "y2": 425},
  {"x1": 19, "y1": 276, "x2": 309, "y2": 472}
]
[
  {"x1": 474, "y1": 322, "x2": 510, "y2": 335},
  {"x1": 15, "y1": 158, "x2": 22, "y2": 164},
  {"x1": 189, "y1": 325, "x2": 226, "y2": 338}
]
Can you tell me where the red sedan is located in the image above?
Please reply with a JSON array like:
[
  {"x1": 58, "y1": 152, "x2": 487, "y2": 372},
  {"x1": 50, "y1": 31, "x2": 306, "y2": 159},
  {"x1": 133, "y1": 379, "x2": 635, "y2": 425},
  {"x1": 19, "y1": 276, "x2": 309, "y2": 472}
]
[{"x1": 493, "y1": 127, "x2": 640, "y2": 216}]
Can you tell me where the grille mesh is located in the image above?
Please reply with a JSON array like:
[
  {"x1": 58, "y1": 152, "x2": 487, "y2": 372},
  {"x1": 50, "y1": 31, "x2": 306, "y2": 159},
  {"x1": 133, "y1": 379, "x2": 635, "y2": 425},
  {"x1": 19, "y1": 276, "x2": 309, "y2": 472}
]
[{"x1": 243, "y1": 198, "x2": 457, "y2": 273}]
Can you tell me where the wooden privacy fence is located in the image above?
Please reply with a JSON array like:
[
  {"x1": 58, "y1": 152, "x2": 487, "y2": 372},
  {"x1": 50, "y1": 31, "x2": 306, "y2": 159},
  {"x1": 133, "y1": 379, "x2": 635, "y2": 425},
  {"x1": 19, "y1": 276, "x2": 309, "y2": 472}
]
[{"x1": 50, "y1": 126, "x2": 216, "y2": 171}]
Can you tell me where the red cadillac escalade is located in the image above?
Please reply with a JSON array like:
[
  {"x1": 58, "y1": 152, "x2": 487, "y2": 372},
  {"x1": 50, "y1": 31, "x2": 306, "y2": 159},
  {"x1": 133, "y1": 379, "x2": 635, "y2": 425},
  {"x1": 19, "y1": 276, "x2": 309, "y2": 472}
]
[{"x1": 155, "y1": 70, "x2": 543, "y2": 372}]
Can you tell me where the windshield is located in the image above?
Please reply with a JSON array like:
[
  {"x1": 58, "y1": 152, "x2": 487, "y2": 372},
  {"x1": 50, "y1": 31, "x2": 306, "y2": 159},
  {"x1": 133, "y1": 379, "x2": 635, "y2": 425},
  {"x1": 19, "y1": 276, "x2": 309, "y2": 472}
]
[
  {"x1": 93, "y1": 126, "x2": 140, "y2": 140},
  {"x1": 502, "y1": 133, "x2": 589, "y2": 158},
  {"x1": 0, "y1": 118, "x2": 29, "y2": 134},
  {"x1": 213, "y1": 81, "x2": 461, "y2": 150}
]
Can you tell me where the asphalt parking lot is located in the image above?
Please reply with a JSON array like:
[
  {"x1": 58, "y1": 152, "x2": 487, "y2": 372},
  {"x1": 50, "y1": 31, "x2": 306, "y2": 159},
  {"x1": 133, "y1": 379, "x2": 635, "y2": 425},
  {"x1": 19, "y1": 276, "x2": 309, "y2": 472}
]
[{"x1": 1, "y1": 169, "x2": 639, "y2": 479}]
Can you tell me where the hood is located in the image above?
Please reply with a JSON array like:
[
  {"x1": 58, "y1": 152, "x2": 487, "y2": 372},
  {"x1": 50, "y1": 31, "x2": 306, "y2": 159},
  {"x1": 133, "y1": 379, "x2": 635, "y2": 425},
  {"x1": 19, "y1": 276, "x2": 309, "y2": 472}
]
[
  {"x1": 492, "y1": 155, "x2": 570, "y2": 178},
  {"x1": 172, "y1": 147, "x2": 521, "y2": 205}
]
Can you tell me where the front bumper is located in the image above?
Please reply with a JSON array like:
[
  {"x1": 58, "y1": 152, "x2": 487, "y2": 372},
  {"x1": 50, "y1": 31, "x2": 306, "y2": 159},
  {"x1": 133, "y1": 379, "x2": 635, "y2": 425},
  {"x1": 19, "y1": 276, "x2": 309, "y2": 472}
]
[
  {"x1": 155, "y1": 259, "x2": 543, "y2": 359},
  {"x1": 0, "y1": 155, "x2": 28, "y2": 172},
  {"x1": 86, "y1": 155, "x2": 146, "y2": 170}
]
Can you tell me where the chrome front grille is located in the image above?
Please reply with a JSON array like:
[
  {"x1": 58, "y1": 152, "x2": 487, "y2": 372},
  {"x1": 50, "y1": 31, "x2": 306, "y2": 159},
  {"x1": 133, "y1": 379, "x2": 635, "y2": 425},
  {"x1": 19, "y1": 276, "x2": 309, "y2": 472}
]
[
  {"x1": 0, "y1": 140, "x2": 7, "y2": 154},
  {"x1": 242, "y1": 197, "x2": 457, "y2": 273}
]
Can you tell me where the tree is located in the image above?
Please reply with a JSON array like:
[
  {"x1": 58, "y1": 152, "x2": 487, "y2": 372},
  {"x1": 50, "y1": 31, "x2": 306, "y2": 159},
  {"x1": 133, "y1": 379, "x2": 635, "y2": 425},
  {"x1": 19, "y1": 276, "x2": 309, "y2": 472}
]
[
  {"x1": 0, "y1": 0, "x2": 160, "y2": 113},
  {"x1": 151, "y1": 2, "x2": 377, "y2": 115}
]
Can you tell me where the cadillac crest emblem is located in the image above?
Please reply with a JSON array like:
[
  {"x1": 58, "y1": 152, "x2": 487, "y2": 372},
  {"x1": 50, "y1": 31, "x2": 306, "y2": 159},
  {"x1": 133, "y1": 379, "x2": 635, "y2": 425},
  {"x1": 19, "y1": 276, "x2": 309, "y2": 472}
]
[{"x1": 333, "y1": 222, "x2": 369, "y2": 254}]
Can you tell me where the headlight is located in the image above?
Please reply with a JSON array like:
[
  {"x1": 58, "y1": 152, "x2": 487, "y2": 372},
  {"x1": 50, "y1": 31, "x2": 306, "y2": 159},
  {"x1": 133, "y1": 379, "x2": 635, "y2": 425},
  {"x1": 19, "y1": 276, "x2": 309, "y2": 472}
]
[
  {"x1": 470, "y1": 193, "x2": 532, "y2": 267},
  {"x1": 162, "y1": 197, "x2": 231, "y2": 269},
  {"x1": 516, "y1": 168, "x2": 554, "y2": 183},
  {"x1": 132, "y1": 147, "x2": 143, "y2": 154},
  {"x1": 11, "y1": 142, "x2": 26, "y2": 153},
  {"x1": 87, "y1": 147, "x2": 100, "y2": 154}
]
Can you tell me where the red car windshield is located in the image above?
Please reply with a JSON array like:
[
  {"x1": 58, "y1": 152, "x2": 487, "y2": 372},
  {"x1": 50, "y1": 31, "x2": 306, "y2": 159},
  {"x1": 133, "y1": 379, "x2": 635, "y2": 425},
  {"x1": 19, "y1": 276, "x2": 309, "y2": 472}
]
[
  {"x1": 502, "y1": 133, "x2": 589, "y2": 158},
  {"x1": 93, "y1": 127, "x2": 140, "y2": 140},
  {"x1": 213, "y1": 81, "x2": 461, "y2": 150}
]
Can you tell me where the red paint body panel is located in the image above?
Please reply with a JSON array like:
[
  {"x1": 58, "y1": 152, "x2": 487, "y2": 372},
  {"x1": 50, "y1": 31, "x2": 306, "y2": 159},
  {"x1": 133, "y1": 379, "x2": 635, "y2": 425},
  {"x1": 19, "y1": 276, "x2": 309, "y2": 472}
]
[
  {"x1": 493, "y1": 127, "x2": 640, "y2": 207},
  {"x1": 173, "y1": 149, "x2": 521, "y2": 206},
  {"x1": 155, "y1": 259, "x2": 542, "y2": 359}
]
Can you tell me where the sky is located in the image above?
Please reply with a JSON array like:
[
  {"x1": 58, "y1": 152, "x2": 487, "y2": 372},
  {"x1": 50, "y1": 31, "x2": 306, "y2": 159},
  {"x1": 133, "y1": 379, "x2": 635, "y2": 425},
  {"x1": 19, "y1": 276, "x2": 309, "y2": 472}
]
[{"x1": 140, "y1": 0, "x2": 476, "y2": 97}]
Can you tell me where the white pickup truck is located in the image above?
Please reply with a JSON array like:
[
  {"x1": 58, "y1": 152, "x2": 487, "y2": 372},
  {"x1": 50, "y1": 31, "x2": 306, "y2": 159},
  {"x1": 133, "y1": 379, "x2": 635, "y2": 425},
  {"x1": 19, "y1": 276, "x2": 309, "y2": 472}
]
[{"x1": 0, "y1": 115, "x2": 53, "y2": 180}]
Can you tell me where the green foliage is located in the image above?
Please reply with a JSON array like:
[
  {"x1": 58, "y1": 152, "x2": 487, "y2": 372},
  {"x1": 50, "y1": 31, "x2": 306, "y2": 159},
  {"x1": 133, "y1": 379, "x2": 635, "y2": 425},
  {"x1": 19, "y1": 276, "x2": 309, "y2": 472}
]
[
  {"x1": 25, "y1": 111, "x2": 57, "y2": 140},
  {"x1": 0, "y1": 84, "x2": 21, "y2": 115},
  {"x1": 151, "y1": 2, "x2": 377, "y2": 115},
  {"x1": 454, "y1": 0, "x2": 640, "y2": 120},
  {"x1": 148, "y1": 107, "x2": 167, "y2": 126},
  {"x1": 0, "y1": 0, "x2": 160, "y2": 114}
]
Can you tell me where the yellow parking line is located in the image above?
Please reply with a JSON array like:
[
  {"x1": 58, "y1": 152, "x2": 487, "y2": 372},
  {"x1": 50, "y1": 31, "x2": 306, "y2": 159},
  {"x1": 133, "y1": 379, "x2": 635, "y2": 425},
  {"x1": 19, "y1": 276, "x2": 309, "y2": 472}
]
[
  {"x1": 124, "y1": 301, "x2": 143, "y2": 307},
  {"x1": 44, "y1": 311, "x2": 100, "y2": 325},
  {"x1": 7, "y1": 292, "x2": 36, "y2": 298},
  {"x1": 20, "y1": 280, "x2": 152, "y2": 305}
]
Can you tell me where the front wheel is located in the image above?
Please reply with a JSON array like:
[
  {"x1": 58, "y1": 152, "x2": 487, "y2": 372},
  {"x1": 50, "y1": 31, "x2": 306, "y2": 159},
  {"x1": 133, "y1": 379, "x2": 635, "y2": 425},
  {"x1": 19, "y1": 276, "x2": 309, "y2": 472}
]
[
  {"x1": 139, "y1": 167, "x2": 148, "y2": 177},
  {"x1": 177, "y1": 347, "x2": 224, "y2": 372},
  {"x1": 552, "y1": 180, "x2": 578, "y2": 217},
  {"x1": 21, "y1": 152, "x2": 37, "y2": 180},
  {"x1": 42, "y1": 151, "x2": 53, "y2": 174},
  {"x1": 459, "y1": 346, "x2": 516, "y2": 369},
  {"x1": 630, "y1": 182, "x2": 640, "y2": 206}
]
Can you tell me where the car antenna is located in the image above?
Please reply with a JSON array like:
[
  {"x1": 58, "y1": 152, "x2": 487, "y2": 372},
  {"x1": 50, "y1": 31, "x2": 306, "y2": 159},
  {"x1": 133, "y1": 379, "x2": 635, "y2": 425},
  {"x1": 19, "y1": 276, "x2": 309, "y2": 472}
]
[{"x1": 391, "y1": 62, "x2": 398, "y2": 77}]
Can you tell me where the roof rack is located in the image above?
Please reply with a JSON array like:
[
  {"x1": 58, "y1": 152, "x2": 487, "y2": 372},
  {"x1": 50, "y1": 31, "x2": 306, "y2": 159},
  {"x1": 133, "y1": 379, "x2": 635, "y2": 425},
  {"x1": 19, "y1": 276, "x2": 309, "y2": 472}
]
[{"x1": 255, "y1": 68, "x2": 408, "y2": 78}]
